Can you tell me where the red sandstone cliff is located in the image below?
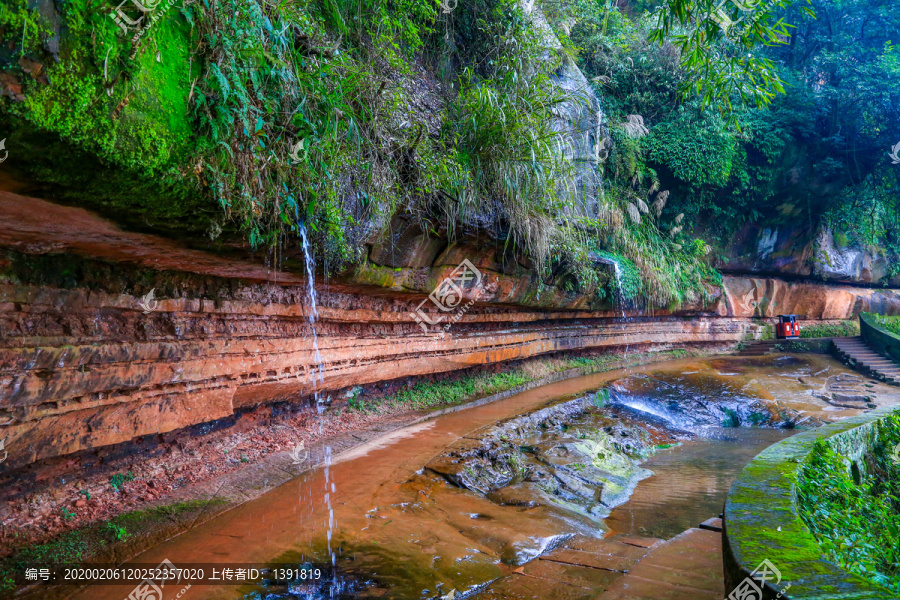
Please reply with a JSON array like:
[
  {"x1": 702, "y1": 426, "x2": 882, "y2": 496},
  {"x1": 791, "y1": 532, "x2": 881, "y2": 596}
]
[{"x1": 1, "y1": 189, "x2": 899, "y2": 476}]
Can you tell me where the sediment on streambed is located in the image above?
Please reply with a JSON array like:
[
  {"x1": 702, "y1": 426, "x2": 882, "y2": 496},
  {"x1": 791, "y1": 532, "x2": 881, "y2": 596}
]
[{"x1": 425, "y1": 372, "x2": 812, "y2": 524}]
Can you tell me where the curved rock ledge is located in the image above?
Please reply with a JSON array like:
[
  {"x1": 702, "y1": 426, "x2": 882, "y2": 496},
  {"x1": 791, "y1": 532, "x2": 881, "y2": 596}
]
[
  {"x1": 723, "y1": 405, "x2": 900, "y2": 599},
  {"x1": 2, "y1": 189, "x2": 900, "y2": 478},
  {"x1": 0, "y1": 276, "x2": 747, "y2": 471}
]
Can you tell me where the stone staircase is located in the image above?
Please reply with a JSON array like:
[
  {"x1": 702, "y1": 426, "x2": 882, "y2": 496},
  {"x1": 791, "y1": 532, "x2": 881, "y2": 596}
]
[
  {"x1": 476, "y1": 519, "x2": 725, "y2": 600},
  {"x1": 833, "y1": 336, "x2": 900, "y2": 385},
  {"x1": 736, "y1": 340, "x2": 781, "y2": 355}
]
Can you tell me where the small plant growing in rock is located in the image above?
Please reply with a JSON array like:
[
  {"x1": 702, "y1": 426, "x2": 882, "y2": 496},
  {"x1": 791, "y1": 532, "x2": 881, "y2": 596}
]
[
  {"x1": 347, "y1": 393, "x2": 367, "y2": 411},
  {"x1": 60, "y1": 508, "x2": 76, "y2": 521},
  {"x1": 102, "y1": 521, "x2": 129, "y2": 542},
  {"x1": 721, "y1": 408, "x2": 742, "y2": 428},
  {"x1": 747, "y1": 412, "x2": 769, "y2": 426},
  {"x1": 78, "y1": 489, "x2": 91, "y2": 501},
  {"x1": 109, "y1": 471, "x2": 135, "y2": 491}
]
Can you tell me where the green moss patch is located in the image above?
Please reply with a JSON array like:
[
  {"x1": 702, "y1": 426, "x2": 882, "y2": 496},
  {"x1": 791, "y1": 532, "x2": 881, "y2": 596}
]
[
  {"x1": 0, "y1": 498, "x2": 227, "y2": 594},
  {"x1": 724, "y1": 407, "x2": 900, "y2": 598}
]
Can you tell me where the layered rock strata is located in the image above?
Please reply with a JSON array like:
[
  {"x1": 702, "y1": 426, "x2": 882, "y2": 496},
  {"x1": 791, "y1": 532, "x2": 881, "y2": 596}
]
[
  {"x1": 1, "y1": 189, "x2": 900, "y2": 475},
  {"x1": 0, "y1": 277, "x2": 747, "y2": 470}
]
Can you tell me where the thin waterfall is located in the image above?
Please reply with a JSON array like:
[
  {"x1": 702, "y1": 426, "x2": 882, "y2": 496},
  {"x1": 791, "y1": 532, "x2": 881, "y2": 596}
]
[
  {"x1": 298, "y1": 223, "x2": 338, "y2": 593},
  {"x1": 593, "y1": 254, "x2": 630, "y2": 360},
  {"x1": 611, "y1": 260, "x2": 630, "y2": 360},
  {"x1": 298, "y1": 225, "x2": 326, "y2": 411}
]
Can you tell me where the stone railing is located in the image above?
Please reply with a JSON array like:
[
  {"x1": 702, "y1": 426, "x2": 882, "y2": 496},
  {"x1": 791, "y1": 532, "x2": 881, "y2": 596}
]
[
  {"x1": 723, "y1": 406, "x2": 900, "y2": 600},
  {"x1": 860, "y1": 312, "x2": 900, "y2": 364}
]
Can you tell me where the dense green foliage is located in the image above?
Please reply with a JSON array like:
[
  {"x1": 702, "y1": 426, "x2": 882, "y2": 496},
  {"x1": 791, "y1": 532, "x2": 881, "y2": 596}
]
[
  {"x1": 560, "y1": 0, "x2": 900, "y2": 274},
  {"x1": 797, "y1": 414, "x2": 900, "y2": 593},
  {"x1": 872, "y1": 315, "x2": 900, "y2": 338},
  {"x1": 5, "y1": 0, "x2": 893, "y2": 305},
  {"x1": 799, "y1": 320, "x2": 860, "y2": 339},
  {"x1": 0, "y1": 0, "x2": 725, "y2": 307},
  {"x1": 647, "y1": 0, "x2": 807, "y2": 112}
]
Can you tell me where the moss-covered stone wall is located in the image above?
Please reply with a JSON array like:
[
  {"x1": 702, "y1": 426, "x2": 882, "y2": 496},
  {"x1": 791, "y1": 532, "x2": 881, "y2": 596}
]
[{"x1": 723, "y1": 406, "x2": 900, "y2": 599}]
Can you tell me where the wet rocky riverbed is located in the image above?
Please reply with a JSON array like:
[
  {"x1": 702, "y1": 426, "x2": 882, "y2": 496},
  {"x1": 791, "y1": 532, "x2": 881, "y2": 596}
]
[
  {"x1": 65, "y1": 353, "x2": 898, "y2": 600},
  {"x1": 421, "y1": 356, "x2": 825, "y2": 537}
]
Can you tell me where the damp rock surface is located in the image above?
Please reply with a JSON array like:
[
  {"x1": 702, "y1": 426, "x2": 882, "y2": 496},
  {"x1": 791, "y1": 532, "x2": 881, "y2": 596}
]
[{"x1": 426, "y1": 398, "x2": 671, "y2": 523}]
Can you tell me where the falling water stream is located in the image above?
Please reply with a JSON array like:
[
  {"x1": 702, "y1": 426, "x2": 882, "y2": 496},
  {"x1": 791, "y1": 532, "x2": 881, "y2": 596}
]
[
  {"x1": 298, "y1": 224, "x2": 339, "y2": 592},
  {"x1": 298, "y1": 225, "x2": 325, "y2": 407},
  {"x1": 609, "y1": 258, "x2": 630, "y2": 359}
]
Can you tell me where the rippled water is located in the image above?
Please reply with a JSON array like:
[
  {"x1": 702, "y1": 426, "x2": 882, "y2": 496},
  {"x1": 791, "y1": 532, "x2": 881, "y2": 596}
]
[
  {"x1": 70, "y1": 353, "x2": 889, "y2": 600},
  {"x1": 603, "y1": 427, "x2": 795, "y2": 539}
]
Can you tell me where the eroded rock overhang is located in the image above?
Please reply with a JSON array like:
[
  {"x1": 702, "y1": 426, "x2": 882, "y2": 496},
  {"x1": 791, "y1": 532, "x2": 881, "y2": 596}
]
[{"x1": 1, "y1": 189, "x2": 900, "y2": 472}]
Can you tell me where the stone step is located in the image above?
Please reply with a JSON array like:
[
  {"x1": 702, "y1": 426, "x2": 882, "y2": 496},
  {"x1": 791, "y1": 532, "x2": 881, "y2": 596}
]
[
  {"x1": 478, "y1": 525, "x2": 725, "y2": 600},
  {"x1": 699, "y1": 517, "x2": 723, "y2": 532},
  {"x1": 861, "y1": 364, "x2": 898, "y2": 371},
  {"x1": 833, "y1": 336, "x2": 900, "y2": 387},
  {"x1": 607, "y1": 534, "x2": 665, "y2": 549},
  {"x1": 596, "y1": 528, "x2": 725, "y2": 600},
  {"x1": 477, "y1": 570, "x2": 604, "y2": 600},
  {"x1": 476, "y1": 534, "x2": 664, "y2": 599},
  {"x1": 861, "y1": 364, "x2": 896, "y2": 371}
]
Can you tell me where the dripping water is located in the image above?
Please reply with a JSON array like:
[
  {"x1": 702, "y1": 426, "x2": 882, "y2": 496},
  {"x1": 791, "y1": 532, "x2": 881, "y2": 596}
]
[
  {"x1": 610, "y1": 260, "x2": 630, "y2": 360},
  {"x1": 594, "y1": 254, "x2": 630, "y2": 360},
  {"x1": 298, "y1": 223, "x2": 340, "y2": 596},
  {"x1": 298, "y1": 224, "x2": 326, "y2": 411}
]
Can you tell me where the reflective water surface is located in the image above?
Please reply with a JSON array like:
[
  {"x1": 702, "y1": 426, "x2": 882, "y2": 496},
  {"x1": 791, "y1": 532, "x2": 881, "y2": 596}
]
[
  {"x1": 67, "y1": 353, "x2": 890, "y2": 600},
  {"x1": 603, "y1": 427, "x2": 793, "y2": 540}
]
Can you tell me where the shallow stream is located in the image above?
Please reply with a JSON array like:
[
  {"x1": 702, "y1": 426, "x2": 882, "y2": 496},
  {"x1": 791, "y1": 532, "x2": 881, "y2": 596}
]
[{"x1": 68, "y1": 353, "x2": 887, "y2": 600}]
